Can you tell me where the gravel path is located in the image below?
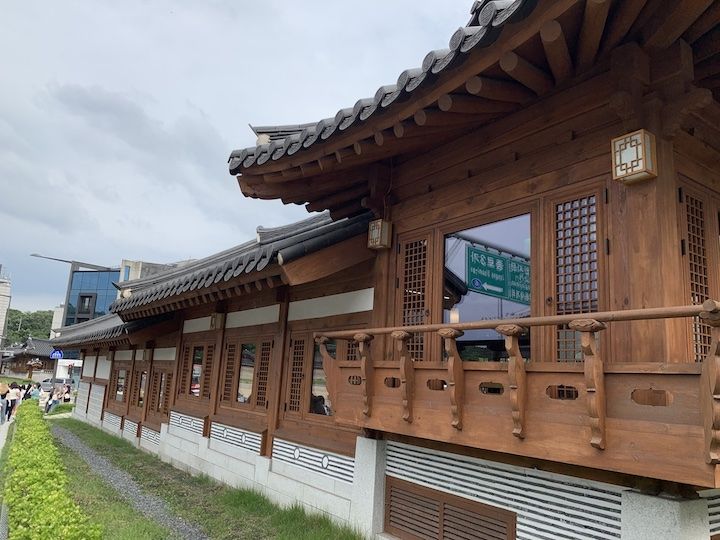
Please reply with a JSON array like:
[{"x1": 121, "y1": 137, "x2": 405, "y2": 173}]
[{"x1": 52, "y1": 426, "x2": 208, "y2": 540}]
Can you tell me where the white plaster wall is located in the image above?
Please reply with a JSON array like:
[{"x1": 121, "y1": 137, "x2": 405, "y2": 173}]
[
  {"x1": 73, "y1": 381, "x2": 90, "y2": 420},
  {"x1": 153, "y1": 347, "x2": 176, "y2": 361},
  {"x1": 82, "y1": 355, "x2": 96, "y2": 378},
  {"x1": 86, "y1": 384, "x2": 105, "y2": 427},
  {"x1": 183, "y1": 317, "x2": 212, "y2": 333},
  {"x1": 114, "y1": 350, "x2": 133, "y2": 361},
  {"x1": 225, "y1": 305, "x2": 280, "y2": 329},
  {"x1": 288, "y1": 288, "x2": 373, "y2": 321},
  {"x1": 95, "y1": 355, "x2": 111, "y2": 380}
]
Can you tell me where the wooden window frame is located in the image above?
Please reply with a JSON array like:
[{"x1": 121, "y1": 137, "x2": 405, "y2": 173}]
[
  {"x1": 127, "y1": 356, "x2": 150, "y2": 421},
  {"x1": 217, "y1": 329, "x2": 274, "y2": 414},
  {"x1": 176, "y1": 334, "x2": 216, "y2": 404},
  {"x1": 145, "y1": 361, "x2": 175, "y2": 429},
  {"x1": 105, "y1": 358, "x2": 132, "y2": 416}
]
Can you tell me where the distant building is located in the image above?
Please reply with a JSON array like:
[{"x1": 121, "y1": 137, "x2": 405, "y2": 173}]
[{"x1": 0, "y1": 266, "x2": 11, "y2": 348}]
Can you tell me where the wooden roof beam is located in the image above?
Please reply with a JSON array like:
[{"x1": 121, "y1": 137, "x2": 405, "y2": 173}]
[
  {"x1": 576, "y1": 0, "x2": 611, "y2": 73},
  {"x1": 695, "y1": 28, "x2": 720, "y2": 64},
  {"x1": 684, "y1": 2, "x2": 720, "y2": 44},
  {"x1": 464, "y1": 75, "x2": 534, "y2": 103},
  {"x1": 413, "y1": 108, "x2": 497, "y2": 127},
  {"x1": 499, "y1": 52, "x2": 554, "y2": 95},
  {"x1": 540, "y1": 20, "x2": 573, "y2": 84},
  {"x1": 305, "y1": 183, "x2": 370, "y2": 213},
  {"x1": 642, "y1": 0, "x2": 714, "y2": 51},
  {"x1": 601, "y1": 0, "x2": 649, "y2": 55},
  {"x1": 436, "y1": 93, "x2": 518, "y2": 114},
  {"x1": 329, "y1": 202, "x2": 365, "y2": 221}
]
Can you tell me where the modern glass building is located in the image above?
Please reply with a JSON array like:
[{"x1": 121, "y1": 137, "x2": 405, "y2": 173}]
[{"x1": 64, "y1": 269, "x2": 120, "y2": 326}]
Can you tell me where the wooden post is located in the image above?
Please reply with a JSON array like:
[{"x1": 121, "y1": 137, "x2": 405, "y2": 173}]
[
  {"x1": 439, "y1": 328, "x2": 464, "y2": 430},
  {"x1": 354, "y1": 333, "x2": 375, "y2": 417},
  {"x1": 700, "y1": 300, "x2": 720, "y2": 464},
  {"x1": 391, "y1": 330, "x2": 414, "y2": 423},
  {"x1": 496, "y1": 324, "x2": 527, "y2": 439},
  {"x1": 569, "y1": 318, "x2": 607, "y2": 450}
]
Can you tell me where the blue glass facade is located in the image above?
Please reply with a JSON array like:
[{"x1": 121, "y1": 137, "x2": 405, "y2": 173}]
[{"x1": 64, "y1": 270, "x2": 120, "y2": 326}]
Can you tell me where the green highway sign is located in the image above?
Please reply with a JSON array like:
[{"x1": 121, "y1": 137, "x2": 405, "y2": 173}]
[{"x1": 466, "y1": 245, "x2": 530, "y2": 305}]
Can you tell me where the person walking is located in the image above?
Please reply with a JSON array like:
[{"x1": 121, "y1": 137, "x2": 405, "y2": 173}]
[
  {"x1": 6, "y1": 383, "x2": 20, "y2": 421},
  {"x1": 0, "y1": 383, "x2": 9, "y2": 426}
]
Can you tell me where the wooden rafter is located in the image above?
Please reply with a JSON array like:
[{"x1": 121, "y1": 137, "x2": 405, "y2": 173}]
[
  {"x1": 437, "y1": 93, "x2": 517, "y2": 114},
  {"x1": 413, "y1": 108, "x2": 496, "y2": 127},
  {"x1": 464, "y1": 75, "x2": 534, "y2": 103},
  {"x1": 305, "y1": 183, "x2": 369, "y2": 213},
  {"x1": 642, "y1": 0, "x2": 714, "y2": 50},
  {"x1": 600, "y1": 0, "x2": 649, "y2": 55},
  {"x1": 499, "y1": 52, "x2": 554, "y2": 95},
  {"x1": 540, "y1": 19, "x2": 573, "y2": 84},
  {"x1": 684, "y1": 2, "x2": 720, "y2": 44},
  {"x1": 575, "y1": 0, "x2": 611, "y2": 72}
]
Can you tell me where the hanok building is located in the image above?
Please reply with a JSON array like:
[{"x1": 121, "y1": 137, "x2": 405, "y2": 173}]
[{"x1": 59, "y1": 1, "x2": 720, "y2": 538}]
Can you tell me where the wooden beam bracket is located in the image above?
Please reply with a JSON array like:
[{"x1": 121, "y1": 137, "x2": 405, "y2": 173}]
[
  {"x1": 391, "y1": 330, "x2": 414, "y2": 423},
  {"x1": 569, "y1": 318, "x2": 607, "y2": 450},
  {"x1": 496, "y1": 324, "x2": 527, "y2": 439},
  {"x1": 354, "y1": 333, "x2": 375, "y2": 417},
  {"x1": 439, "y1": 328, "x2": 465, "y2": 430}
]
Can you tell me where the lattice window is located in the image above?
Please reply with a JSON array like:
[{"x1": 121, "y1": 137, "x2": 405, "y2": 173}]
[
  {"x1": 161, "y1": 373, "x2": 173, "y2": 414},
  {"x1": 201, "y1": 344, "x2": 215, "y2": 399},
  {"x1": 287, "y1": 337, "x2": 306, "y2": 413},
  {"x1": 346, "y1": 340, "x2": 359, "y2": 361},
  {"x1": 130, "y1": 369, "x2": 141, "y2": 406},
  {"x1": 178, "y1": 345, "x2": 191, "y2": 395},
  {"x1": 108, "y1": 369, "x2": 118, "y2": 403},
  {"x1": 401, "y1": 238, "x2": 428, "y2": 360},
  {"x1": 148, "y1": 372, "x2": 161, "y2": 412},
  {"x1": 255, "y1": 340, "x2": 272, "y2": 409},
  {"x1": 222, "y1": 343, "x2": 237, "y2": 401},
  {"x1": 555, "y1": 195, "x2": 598, "y2": 361},
  {"x1": 686, "y1": 193, "x2": 711, "y2": 361}
]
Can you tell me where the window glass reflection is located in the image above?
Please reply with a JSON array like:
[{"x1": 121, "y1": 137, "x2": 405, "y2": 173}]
[
  {"x1": 237, "y1": 343, "x2": 255, "y2": 403},
  {"x1": 444, "y1": 214, "x2": 531, "y2": 361},
  {"x1": 309, "y1": 343, "x2": 334, "y2": 416},
  {"x1": 138, "y1": 371, "x2": 147, "y2": 407},
  {"x1": 191, "y1": 347, "x2": 203, "y2": 397},
  {"x1": 115, "y1": 369, "x2": 126, "y2": 401}
]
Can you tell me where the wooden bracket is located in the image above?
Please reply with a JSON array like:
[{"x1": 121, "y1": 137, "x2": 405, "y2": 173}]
[
  {"x1": 354, "y1": 333, "x2": 375, "y2": 417},
  {"x1": 496, "y1": 324, "x2": 527, "y2": 439},
  {"x1": 569, "y1": 318, "x2": 607, "y2": 450},
  {"x1": 661, "y1": 86, "x2": 713, "y2": 139},
  {"x1": 439, "y1": 328, "x2": 465, "y2": 430},
  {"x1": 700, "y1": 301, "x2": 720, "y2": 464},
  {"x1": 391, "y1": 330, "x2": 414, "y2": 423}
]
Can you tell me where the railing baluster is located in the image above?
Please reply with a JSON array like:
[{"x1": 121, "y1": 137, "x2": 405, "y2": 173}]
[
  {"x1": 315, "y1": 336, "x2": 338, "y2": 408},
  {"x1": 354, "y1": 333, "x2": 374, "y2": 417},
  {"x1": 700, "y1": 300, "x2": 720, "y2": 464},
  {"x1": 496, "y1": 324, "x2": 527, "y2": 439},
  {"x1": 569, "y1": 318, "x2": 607, "y2": 450},
  {"x1": 439, "y1": 328, "x2": 464, "y2": 430},
  {"x1": 391, "y1": 330, "x2": 414, "y2": 423}
]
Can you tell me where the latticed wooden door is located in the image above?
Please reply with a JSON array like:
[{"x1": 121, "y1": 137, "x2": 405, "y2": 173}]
[
  {"x1": 549, "y1": 188, "x2": 605, "y2": 362},
  {"x1": 395, "y1": 233, "x2": 434, "y2": 361},
  {"x1": 285, "y1": 335, "x2": 308, "y2": 415}
]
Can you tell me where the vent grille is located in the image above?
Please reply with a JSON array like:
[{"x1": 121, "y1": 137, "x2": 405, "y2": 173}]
[
  {"x1": 386, "y1": 442, "x2": 621, "y2": 540},
  {"x1": 210, "y1": 423, "x2": 262, "y2": 454},
  {"x1": 103, "y1": 412, "x2": 122, "y2": 430},
  {"x1": 141, "y1": 427, "x2": 161, "y2": 446},
  {"x1": 272, "y1": 438, "x2": 354, "y2": 483},
  {"x1": 123, "y1": 419, "x2": 138, "y2": 439},
  {"x1": 169, "y1": 411, "x2": 204, "y2": 436},
  {"x1": 706, "y1": 493, "x2": 720, "y2": 533}
]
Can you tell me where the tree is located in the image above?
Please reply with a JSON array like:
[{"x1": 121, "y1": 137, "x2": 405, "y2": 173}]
[{"x1": 5, "y1": 309, "x2": 54, "y2": 346}]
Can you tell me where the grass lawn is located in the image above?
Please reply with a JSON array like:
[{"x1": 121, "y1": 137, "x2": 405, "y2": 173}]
[
  {"x1": 52, "y1": 419, "x2": 361, "y2": 540},
  {"x1": 58, "y1": 445, "x2": 171, "y2": 539}
]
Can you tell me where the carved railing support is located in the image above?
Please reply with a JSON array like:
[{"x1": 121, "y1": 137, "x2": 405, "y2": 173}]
[
  {"x1": 316, "y1": 336, "x2": 338, "y2": 408},
  {"x1": 700, "y1": 300, "x2": 720, "y2": 464},
  {"x1": 354, "y1": 333, "x2": 375, "y2": 417},
  {"x1": 391, "y1": 330, "x2": 414, "y2": 423},
  {"x1": 496, "y1": 324, "x2": 527, "y2": 439},
  {"x1": 439, "y1": 328, "x2": 465, "y2": 430},
  {"x1": 569, "y1": 318, "x2": 607, "y2": 450}
]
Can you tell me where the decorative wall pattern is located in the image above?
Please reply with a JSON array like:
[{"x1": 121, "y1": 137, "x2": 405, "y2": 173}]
[
  {"x1": 169, "y1": 411, "x2": 204, "y2": 436},
  {"x1": 210, "y1": 423, "x2": 261, "y2": 454},
  {"x1": 272, "y1": 438, "x2": 354, "y2": 484},
  {"x1": 141, "y1": 427, "x2": 161, "y2": 446},
  {"x1": 123, "y1": 419, "x2": 139, "y2": 438},
  {"x1": 103, "y1": 412, "x2": 122, "y2": 430}
]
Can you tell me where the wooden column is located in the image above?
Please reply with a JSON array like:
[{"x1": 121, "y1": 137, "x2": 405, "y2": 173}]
[
  {"x1": 569, "y1": 319, "x2": 607, "y2": 450},
  {"x1": 264, "y1": 287, "x2": 290, "y2": 456},
  {"x1": 391, "y1": 330, "x2": 414, "y2": 423},
  {"x1": 497, "y1": 324, "x2": 527, "y2": 439},
  {"x1": 355, "y1": 333, "x2": 375, "y2": 417},
  {"x1": 141, "y1": 345, "x2": 155, "y2": 424},
  {"x1": 209, "y1": 311, "x2": 227, "y2": 419},
  {"x1": 439, "y1": 328, "x2": 464, "y2": 430}
]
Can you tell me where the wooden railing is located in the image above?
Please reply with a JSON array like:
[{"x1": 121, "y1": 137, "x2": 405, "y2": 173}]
[{"x1": 315, "y1": 300, "x2": 720, "y2": 487}]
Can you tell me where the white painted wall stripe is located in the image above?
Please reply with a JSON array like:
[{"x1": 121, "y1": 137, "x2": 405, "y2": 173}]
[
  {"x1": 169, "y1": 411, "x2": 204, "y2": 435},
  {"x1": 288, "y1": 288, "x2": 374, "y2": 321},
  {"x1": 114, "y1": 350, "x2": 133, "y2": 361},
  {"x1": 82, "y1": 355, "x2": 96, "y2": 377},
  {"x1": 386, "y1": 442, "x2": 622, "y2": 540},
  {"x1": 153, "y1": 347, "x2": 176, "y2": 361},
  {"x1": 183, "y1": 316, "x2": 213, "y2": 334},
  {"x1": 225, "y1": 305, "x2": 280, "y2": 329}
]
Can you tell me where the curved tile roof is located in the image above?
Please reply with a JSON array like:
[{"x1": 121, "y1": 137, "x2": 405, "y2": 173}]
[
  {"x1": 110, "y1": 212, "x2": 372, "y2": 314},
  {"x1": 50, "y1": 313, "x2": 172, "y2": 348},
  {"x1": 228, "y1": 0, "x2": 537, "y2": 175}
]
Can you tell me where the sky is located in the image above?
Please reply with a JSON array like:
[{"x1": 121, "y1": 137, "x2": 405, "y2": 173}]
[{"x1": 0, "y1": 1, "x2": 471, "y2": 312}]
